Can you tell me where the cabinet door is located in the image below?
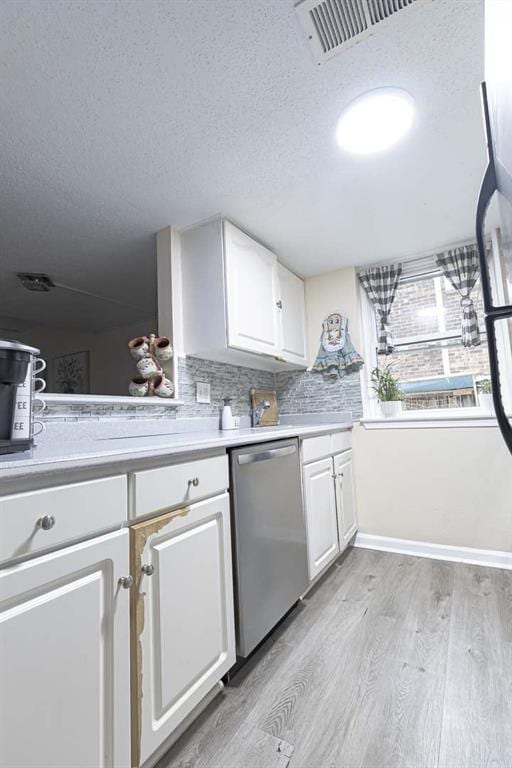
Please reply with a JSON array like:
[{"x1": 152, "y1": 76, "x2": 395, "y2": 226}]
[
  {"x1": 224, "y1": 220, "x2": 280, "y2": 356},
  {"x1": 131, "y1": 493, "x2": 236, "y2": 767},
  {"x1": 277, "y1": 263, "x2": 307, "y2": 365},
  {"x1": 303, "y1": 458, "x2": 340, "y2": 581},
  {"x1": 334, "y1": 451, "x2": 358, "y2": 550},
  {"x1": 0, "y1": 529, "x2": 130, "y2": 768}
]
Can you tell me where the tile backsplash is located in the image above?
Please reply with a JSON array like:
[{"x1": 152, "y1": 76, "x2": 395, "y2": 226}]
[
  {"x1": 180, "y1": 357, "x2": 363, "y2": 420},
  {"x1": 177, "y1": 357, "x2": 274, "y2": 418},
  {"x1": 275, "y1": 369, "x2": 363, "y2": 420},
  {"x1": 40, "y1": 355, "x2": 363, "y2": 422},
  {"x1": 41, "y1": 401, "x2": 178, "y2": 422}
]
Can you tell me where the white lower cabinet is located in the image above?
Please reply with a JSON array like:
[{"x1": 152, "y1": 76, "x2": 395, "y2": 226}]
[
  {"x1": 302, "y1": 440, "x2": 358, "y2": 583},
  {"x1": 0, "y1": 436, "x2": 355, "y2": 768},
  {"x1": 130, "y1": 493, "x2": 236, "y2": 767},
  {"x1": 303, "y1": 457, "x2": 340, "y2": 580},
  {"x1": 0, "y1": 529, "x2": 131, "y2": 768},
  {"x1": 334, "y1": 451, "x2": 358, "y2": 548}
]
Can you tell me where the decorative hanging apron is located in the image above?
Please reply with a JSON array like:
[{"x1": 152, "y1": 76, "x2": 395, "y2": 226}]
[{"x1": 311, "y1": 313, "x2": 364, "y2": 379}]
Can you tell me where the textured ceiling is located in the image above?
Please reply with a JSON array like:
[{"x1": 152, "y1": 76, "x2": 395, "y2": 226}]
[{"x1": 0, "y1": 0, "x2": 485, "y2": 330}]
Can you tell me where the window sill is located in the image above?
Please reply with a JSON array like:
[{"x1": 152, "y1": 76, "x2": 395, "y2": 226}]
[{"x1": 360, "y1": 411, "x2": 502, "y2": 429}]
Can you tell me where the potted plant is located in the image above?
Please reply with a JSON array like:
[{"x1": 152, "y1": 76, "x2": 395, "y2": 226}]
[
  {"x1": 371, "y1": 365, "x2": 403, "y2": 417},
  {"x1": 476, "y1": 378, "x2": 493, "y2": 412}
]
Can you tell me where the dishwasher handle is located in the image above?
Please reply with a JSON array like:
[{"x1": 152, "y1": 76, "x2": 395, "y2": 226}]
[{"x1": 237, "y1": 444, "x2": 297, "y2": 465}]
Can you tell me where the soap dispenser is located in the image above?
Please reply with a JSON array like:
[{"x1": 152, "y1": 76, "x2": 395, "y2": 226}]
[{"x1": 221, "y1": 397, "x2": 237, "y2": 431}]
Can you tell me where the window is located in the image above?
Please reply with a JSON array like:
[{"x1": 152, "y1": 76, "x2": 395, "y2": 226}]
[
  {"x1": 360, "y1": 253, "x2": 492, "y2": 416},
  {"x1": 386, "y1": 272, "x2": 490, "y2": 411}
]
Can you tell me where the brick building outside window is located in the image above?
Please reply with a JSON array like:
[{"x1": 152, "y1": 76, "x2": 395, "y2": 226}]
[
  {"x1": 364, "y1": 257, "x2": 490, "y2": 410},
  {"x1": 376, "y1": 266, "x2": 490, "y2": 411}
]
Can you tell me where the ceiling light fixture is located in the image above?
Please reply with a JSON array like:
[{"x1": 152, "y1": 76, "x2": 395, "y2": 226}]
[{"x1": 336, "y1": 87, "x2": 415, "y2": 154}]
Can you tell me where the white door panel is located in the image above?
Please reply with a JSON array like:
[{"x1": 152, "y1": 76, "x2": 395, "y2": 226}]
[
  {"x1": 0, "y1": 529, "x2": 130, "y2": 768},
  {"x1": 334, "y1": 452, "x2": 358, "y2": 550},
  {"x1": 224, "y1": 221, "x2": 279, "y2": 355},
  {"x1": 277, "y1": 263, "x2": 307, "y2": 364},
  {"x1": 303, "y1": 458, "x2": 340, "y2": 581},
  {"x1": 132, "y1": 493, "x2": 235, "y2": 767},
  {"x1": 153, "y1": 518, "x2": 228, "y2": 717}
]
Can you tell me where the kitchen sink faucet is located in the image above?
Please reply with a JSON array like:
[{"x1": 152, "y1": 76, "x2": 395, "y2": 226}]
[{"x1": 251, "y1": 399, "x2": 270, "y2": 427}]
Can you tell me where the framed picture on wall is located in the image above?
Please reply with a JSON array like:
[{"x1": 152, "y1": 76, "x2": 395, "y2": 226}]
[{"x1": 53, "y1": 350, "x2": 90, "y2": 394}]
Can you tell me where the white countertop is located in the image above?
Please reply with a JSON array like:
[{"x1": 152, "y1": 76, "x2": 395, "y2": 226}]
[{"x1": 0, "y1": 418, "x2": 352, "y2": 489}]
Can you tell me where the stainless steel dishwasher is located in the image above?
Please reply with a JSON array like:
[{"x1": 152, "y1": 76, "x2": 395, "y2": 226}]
[{"x1": 230, "y1": 438, "x2": 309, "y2": 658}]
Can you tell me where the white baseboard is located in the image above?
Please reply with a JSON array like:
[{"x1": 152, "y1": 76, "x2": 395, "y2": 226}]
[{"x1": 353, "y1": 533, "x2": 512, "y2": 570}]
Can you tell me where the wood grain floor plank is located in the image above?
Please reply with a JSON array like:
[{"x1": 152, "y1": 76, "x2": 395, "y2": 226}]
[
  {"x1": 438, "y1": 564, "x2": 512, "y2": 768},
  {"x1": 287, "y1": 554, "x2": 425, "y2": 768},
  {"x1": 208, "y1": 724, "x2": 293, "y2": 768},
  {"x1": 258, "y1": 597, "x2": 372, "y2": 742},
  {"x1": 273, "y1": 547, "x2": 388, "y2": 649},
  {"x1": 157, "y1": 636, "x2": 295, "y2": 768},
  {"x1": 253, "y1": 549, "x2": 396, "y2": 746},
  {"x1": 358, "y1": 558, "x2": 454, "y2": 768},
  {"x1": 160, "y1": 548, "x2": 386, "y2": 768},
  {"x1": 158, "y1": 551, "x2": 512, "y2": 768},
  {"x1": 492, "y1": 566, "x2": 512, "y2": 644}
]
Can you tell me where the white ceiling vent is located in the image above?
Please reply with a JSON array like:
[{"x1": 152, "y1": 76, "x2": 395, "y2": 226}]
[{"x1": 295, "y1": 0, "x2": 421, "y2": 64}]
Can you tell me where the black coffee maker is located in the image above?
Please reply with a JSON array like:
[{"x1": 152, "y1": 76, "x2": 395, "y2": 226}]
[{"x1": 0, "y1": 339, "x2": 40, "y2": 455}]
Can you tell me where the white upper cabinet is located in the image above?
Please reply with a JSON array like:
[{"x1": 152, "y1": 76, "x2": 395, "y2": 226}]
[
  {"x1": 277, "y1": 263, "x2": 307, "y2": 365},
  {"x1": 180, "y1": 217, "x2": 307, "y2": 370},
  {"x1": 224, "y1": 221, "x2": 280, "y2": 356}
]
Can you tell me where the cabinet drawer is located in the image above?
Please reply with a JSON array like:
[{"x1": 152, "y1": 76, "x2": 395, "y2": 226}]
[
  {"x1": 131, "y1": 454, "x2": 229, "y2": 519},
  {"x1": 331, "y1": 430, "x2": 352, "y2": 455},
  {"x1": 0, "y1": 476, "x2": 127, "y2": 565},
  {"x1": 302, "y1": 430, "x2": 351, "y2": 464},
  {"x1": 301, "y1": 434, "x2": 332, "y2": 464}
]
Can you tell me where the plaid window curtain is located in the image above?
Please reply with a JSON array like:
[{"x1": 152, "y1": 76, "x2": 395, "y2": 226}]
[
  {"x1": 358, "y1": 264, "x2": 402, "y2": 355},
  {"x1": 435, "y1": 245, "x2": 481, "y2": 347}
]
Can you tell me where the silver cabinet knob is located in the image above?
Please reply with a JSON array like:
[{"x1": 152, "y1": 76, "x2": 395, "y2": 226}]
[
  {"x1": 189, "y1": 477, "x2": 200, "y2": 487},
  {"x1": 276, "y1": 300, "x2": 283, "y2": 309},
  {"x1": 338, "y1": 472, "x2": 344, "y2": 478},
  {"x1": 141, "y1": 564, "x2": 154, "y2": 576},
  {"x1": 118, "y1": 575, "x2": 133, "y2": 589},
  {"x1": 39, "y1": 514, "x2": 56, "y2": 531}
]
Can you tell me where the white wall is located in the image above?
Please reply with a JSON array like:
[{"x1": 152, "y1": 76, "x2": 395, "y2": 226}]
[
  {"x1": 353, "y1": 424, "x2": 512, "y2": 552},
  {"x1": 304, "y1": 266, "x2": 363, "y2": 366},
  {"x1": 304, "y1": 266, "x2": 512, "y2": 554}
]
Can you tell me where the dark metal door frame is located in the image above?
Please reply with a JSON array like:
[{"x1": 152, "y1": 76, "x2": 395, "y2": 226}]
[{"x1": 476, "y1": 82, "x2": 512, "y2": 455}]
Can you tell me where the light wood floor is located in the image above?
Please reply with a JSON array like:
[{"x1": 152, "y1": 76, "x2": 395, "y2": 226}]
[{"x1": 158, "y1": 548, "x2": 512, "y2": 768}]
